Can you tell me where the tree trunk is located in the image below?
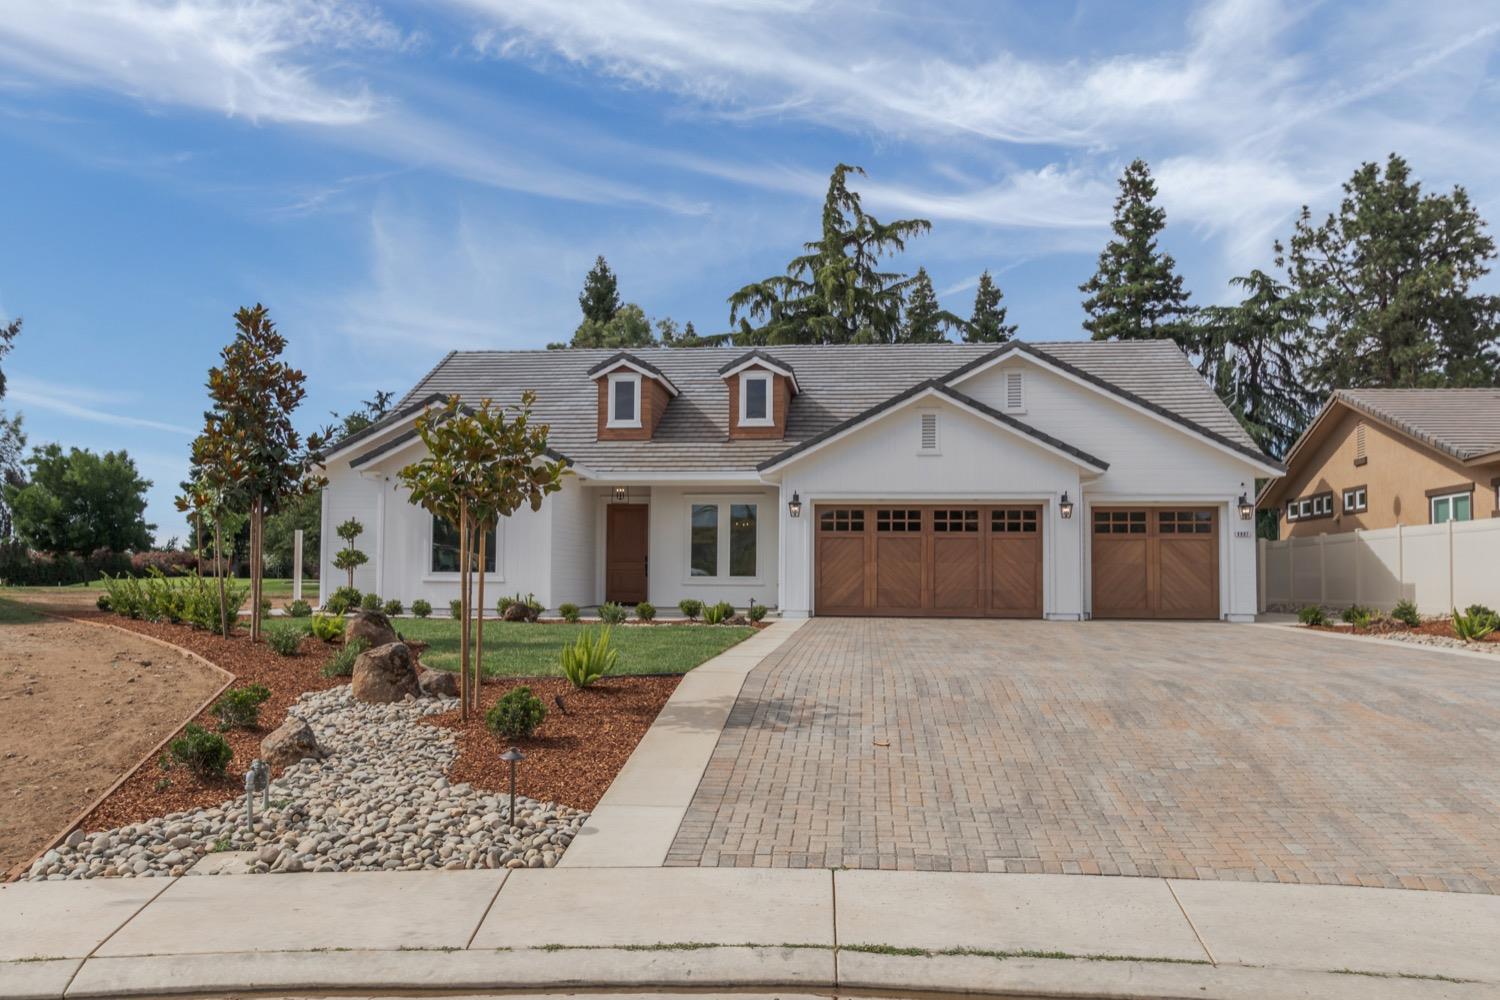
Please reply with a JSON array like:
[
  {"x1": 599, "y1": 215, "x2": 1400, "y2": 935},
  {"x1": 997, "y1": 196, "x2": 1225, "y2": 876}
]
[
  {"x1": 214, "y1": 517, "x2": 228, "y2": 637},
  {"x1": 249, "y1": 498, "x2": 263, "y2": 641},
  {"x1": 458, "y1": 507, "x2": 471, "y2": 723},
  {"x1": 475, "y1": 526, "x2": 487, "y2": 715}
]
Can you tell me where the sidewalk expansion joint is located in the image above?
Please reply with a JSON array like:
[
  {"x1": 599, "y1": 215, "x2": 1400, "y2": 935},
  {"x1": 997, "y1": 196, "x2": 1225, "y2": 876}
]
[
  {"x1": 1165, "y1": 878, "x2": 1216, "y2": 966},
  {"x1": 63, "y1": 874, "x2": 182, "y2": 996}
]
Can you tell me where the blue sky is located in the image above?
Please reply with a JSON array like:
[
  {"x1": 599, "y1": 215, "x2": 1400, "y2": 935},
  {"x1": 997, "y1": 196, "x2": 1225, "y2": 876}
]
[{"x1": 1, "y1": 0, "x2": 1498, "y2": 541}]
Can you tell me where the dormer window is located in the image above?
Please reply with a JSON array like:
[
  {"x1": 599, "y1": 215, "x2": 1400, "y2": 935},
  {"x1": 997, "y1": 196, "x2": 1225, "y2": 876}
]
[
  {"x1": 739, "y1": 371, "x2": 773, "y2": 426},
  {"x1": 608, "y1": 372, "x2": 641, "y2": 428}
]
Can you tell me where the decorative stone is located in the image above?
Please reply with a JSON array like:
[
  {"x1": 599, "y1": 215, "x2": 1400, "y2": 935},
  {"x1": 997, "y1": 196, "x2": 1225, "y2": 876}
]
[
  {"x1": 260, "y1": 716, "x2": 324, "y2": 769},
  {"x1": 418, "y1": 667, "x2": 459, "y2": 699},
  {"x1": 351, "y1": 642, "x2": 420, "y2": 703},
  {"x1": 347, "y1": 610, "x2": 399, "y2": 649}
]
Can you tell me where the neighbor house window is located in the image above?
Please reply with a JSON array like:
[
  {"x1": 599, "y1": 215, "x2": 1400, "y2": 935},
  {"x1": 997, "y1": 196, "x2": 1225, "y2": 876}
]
[
  {"x1": 1286, "y1": 500, "x2": 1299, "y2": 522},
  {"x1": 431, "y1": 516, "x2": 497, "y2": 574},
  {"x1": 687, "y1": 498, "x2": 760, "y2": 580},
  {"x1": 739, "y1": 372, "x2": 773, "y2": 426},
  {"x1": 607, "y1": 372, "x2": 641, "y2": 427},
  {"x1": 1430, "y1": 491, "x2": 1473, "y2": 524},
  {"x1": 1343, "y1": 487, "x2": 1368, "y2": 513}
]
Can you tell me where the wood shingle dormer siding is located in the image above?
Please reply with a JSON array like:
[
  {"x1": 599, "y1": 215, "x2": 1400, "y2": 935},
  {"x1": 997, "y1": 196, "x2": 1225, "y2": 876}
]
[
  {"x1": 719, "y1": 350, "x2": 799, "y2": 441},
  {"x1": 595, "y1": 375, "x2": 672, "y2": 441},
  {"x1": 588, "y1": 351, "x2": 679, "y2": 442}
]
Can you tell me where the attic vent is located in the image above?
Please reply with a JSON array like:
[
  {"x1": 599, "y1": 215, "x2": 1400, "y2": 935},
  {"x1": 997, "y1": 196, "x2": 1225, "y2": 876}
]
[
  {"x1": 919, "y1": 412, "x2": 939, "y2": 452},
  {"x1": 1355, "y1": 422, "x2": 1366, "y2": 460},
  {"x1": 1005, "y1": 371, "x2": 1025, "y2": 411}
]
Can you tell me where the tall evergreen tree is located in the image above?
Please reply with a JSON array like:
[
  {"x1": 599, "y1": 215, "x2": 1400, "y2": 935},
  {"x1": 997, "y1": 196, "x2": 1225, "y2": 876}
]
[
  {"x1": 729, "y1": 164, "x2": 932, "y2": 344},
  {"x1": 964, "y1": 271, "x2": 1018, "y2": 343},
  {"x1": 1080, "y1": 159, "x2": 1195, "y2": 348},
  {"x1": 578, "y1": 255, "x2": 621, "y2": 325},
  {"x1": 901, "y1": 268, "x2": 961, "y2": 343},
  {"x1": 567, "y1": 303, "x2": 656, "y2": 349},
  {"x1": 1279, "y1": 153, "x2": 1500, "y2": 390},
  {"x1": 0, "y1": 317, "x2": 24, "y2": 538}
]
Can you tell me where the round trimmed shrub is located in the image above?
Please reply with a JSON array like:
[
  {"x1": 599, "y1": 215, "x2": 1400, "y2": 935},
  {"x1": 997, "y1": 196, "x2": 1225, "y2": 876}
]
[
  {"x1": 168, "y1": 724, "x2": 233, "y2": 779},
  {"x1": 383, "y1": 598, "x2": 404, "y2": 616},
  {"x1": 211, "y1": 683, "x2": 271, "y2": 728},
  {"x1": 558, "y1": 602, "x2": 581, "y2": 623},
  {"x1": 412, "y1": 599, "x2": 432, "y2": 618},
  {"x1": 360, "y1": 592, "x2": 382, "y2": 612},
  {"x1": 264, "y1": 621, "x2": 303, "y2": 657},
  {"x1": 286, "y1": 599, "x2": 313, "y2": 618},
  {"x1": 635, "y1": 601, "x2": 656, "y2": 622},
  {"x1": 599, "y1": 601, "x2": 627, "y2": 625},
  {"x1": 485, "y1": 686, "x2": 547, "y2": 740},
  {"x1": 677, "y1": 599, "x2": 702, "y2": 621}
]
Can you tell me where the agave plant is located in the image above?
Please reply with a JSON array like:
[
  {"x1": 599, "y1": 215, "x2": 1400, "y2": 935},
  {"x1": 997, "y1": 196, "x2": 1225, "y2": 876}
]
[{"x1": 560, "y1": 627, "x2": 619, "y2": 689}]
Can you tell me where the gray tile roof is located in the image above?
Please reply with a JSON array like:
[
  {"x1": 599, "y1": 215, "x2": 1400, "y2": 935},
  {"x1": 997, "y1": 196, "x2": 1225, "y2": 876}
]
[
  {"x1": 1335, "y1": 388, "x2": 1500, "y2": 462},
  {"x1": 368, "y1": 340, "x2": 1267, "y2": 474}
]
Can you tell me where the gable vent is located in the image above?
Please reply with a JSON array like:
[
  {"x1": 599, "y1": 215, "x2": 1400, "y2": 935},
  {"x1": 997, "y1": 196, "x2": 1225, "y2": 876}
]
[
  {"x1": 1005, "y1": 371, "x2": 1024, "y2": 411},
  {"x1": 1355, "y1": 422, "x2": 1366, "y2": 460},
  {"x1": 919, "y1": 412, "x2": 939, "y2": 451}
]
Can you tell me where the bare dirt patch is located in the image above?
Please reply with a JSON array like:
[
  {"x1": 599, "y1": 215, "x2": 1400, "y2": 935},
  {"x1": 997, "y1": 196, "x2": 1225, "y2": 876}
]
[{"x1": 0, "y1": 615, "x2": 225, "y2": 873}]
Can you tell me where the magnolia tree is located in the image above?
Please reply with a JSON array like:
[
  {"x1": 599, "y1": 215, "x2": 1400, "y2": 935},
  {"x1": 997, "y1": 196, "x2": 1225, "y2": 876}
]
[{"x1": 399, "y1": 393, "x2": 564, "y2": 718}]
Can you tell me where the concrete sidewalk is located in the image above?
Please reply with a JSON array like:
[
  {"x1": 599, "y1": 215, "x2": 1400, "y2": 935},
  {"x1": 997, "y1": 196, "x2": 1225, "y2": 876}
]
[{"x1": 3, "y1": 867, "x2": 1498, "y2": 999}]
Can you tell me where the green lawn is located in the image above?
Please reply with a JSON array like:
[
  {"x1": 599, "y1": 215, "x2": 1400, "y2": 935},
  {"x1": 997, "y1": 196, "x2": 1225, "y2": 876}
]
[{"x1": 351, "y1": 618, "x2": 755, "y2": 678}]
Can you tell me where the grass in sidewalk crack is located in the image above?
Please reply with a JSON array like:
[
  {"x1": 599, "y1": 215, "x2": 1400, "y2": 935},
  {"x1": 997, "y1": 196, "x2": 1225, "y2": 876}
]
[
  {"x1": 524, "y1": 941, "x2": 1208, "y2": 966},
  {"x1": 1332, "y1": 967, "x2": 1474, "y2": 984}
]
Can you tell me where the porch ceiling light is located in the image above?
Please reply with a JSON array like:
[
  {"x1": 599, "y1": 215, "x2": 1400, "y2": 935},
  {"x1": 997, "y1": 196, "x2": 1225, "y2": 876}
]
[
  {"x1": 787, "y1": 491, "x2": 802, "y2": 518},
  {"x1": 1059, "y1": 491, "x2": 1074, "y2": 519}
]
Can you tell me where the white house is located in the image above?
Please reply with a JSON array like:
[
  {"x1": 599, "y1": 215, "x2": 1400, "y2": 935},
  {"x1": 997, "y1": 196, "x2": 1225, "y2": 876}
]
[{"x1": 317, "y1": 340, "x2": 1282, "y2": 621}]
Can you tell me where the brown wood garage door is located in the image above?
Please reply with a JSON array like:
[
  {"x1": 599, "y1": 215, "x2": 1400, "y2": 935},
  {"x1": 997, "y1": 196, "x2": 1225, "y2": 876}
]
[
  {"x1": 814, "y1": 505, "x2": 1042, "y2": 618},
  {"x1": 1090, "y1": 507, "x2": 1218, "y2": 619}
]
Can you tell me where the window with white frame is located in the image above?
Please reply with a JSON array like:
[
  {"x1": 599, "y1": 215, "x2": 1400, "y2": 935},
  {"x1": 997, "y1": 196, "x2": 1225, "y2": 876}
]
[
  {"x1": 1430, "y1": 490, "x2": 1473, "y2": 524},
  {"x1": 607, "y1": 372, "x2": 641, "y2": 428},
  {"x1": 430, "y1": 515, "x2": 497, "y2": 574},
  {"x1": 738, "y1": 371, "x2": 773, "y2": 426},
  {"x1": 1286, "y1": 500, "x2": 1299, "y2": 521},
  {"x1": 687, "y1": 498, "x2": 759, "y2": 580},
  {"x1": 1342, "y1": 487, "x2": 1368, "y2": 513}
]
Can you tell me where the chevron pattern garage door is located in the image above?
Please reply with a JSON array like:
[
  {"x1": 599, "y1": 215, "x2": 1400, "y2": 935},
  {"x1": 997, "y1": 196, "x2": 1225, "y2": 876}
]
[
  {"x1": 1090, "y1": 506, "x2": 1218, "y2": 619},
  {"x1": 814, "y1": 504, "x2": 1042, "y2": 618}
]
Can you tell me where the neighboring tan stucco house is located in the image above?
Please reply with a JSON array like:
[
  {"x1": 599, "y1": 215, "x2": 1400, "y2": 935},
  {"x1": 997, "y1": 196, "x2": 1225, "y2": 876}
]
[
  {"x1": 317, "y1": 341, "x2": 1281, "y2": 622},
  {"x1": 1259, "y1": 388, "x2": 1500, "y2": 539}
]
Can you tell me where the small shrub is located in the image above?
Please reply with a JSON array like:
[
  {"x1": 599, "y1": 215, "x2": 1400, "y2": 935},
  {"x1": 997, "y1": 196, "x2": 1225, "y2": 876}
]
[
  {"x1": 326, "y1": 586, "x2": 361, "y2": 615},
  {"x1": 560, "y1": 627, "x2": 619, "y2": 689},
  {"x1": 286, "y1": 599, "x2": 312, "y2": 618},
  {"x1": 1297, "y1": 605, "x2": 1327, "y2": 626},
  {"x1": 322, "y1": 637, "x2": 368, "y2": 677},
  {"x1": 1341, "y1": 604, "x2": 1377, "y2": 628},
  {"x1": 635, "y1": 601, "x2": 656, "y2": 622},
  {"x1": 96, "y1": 591, "x2": 111, "y2": 611},
  {"x1": 485, "y1": 686, "x2": 547, "y2": 740},
  {"x1": 412, "y1": 599, "x2": 432, "y2": 618},
  {"x1": 1465, "y1": 603, "x2": 1498, "y2": 625},
  {"x1": 1453, "y1": 606, "x2": 1498, "y2": 642},
  {"x1": 259, "y1": 596, "x2": 272, "y2": 615},
  {"x1": 1390, "y1": 599, "x2": 1420, "y2": 628},
  {"x1": 211, "y1": 683, "x2": 271, "y2": 729},
  {"x1": 360, "y1": 592, "x2": 382, "y2": 612},
  {"x1": 168, "y1": 724, "x2": 233, "y2": 780},
  {"x1": 497, "y1": 594, "x2": 516, "y2": 614},
  {"x1": 678, "y1": 599, "x2": 702, "y2": 621},
  {"x1": 747, "y1": 601, "x2": 768, "y2": 622},
  {"x1": 449, "y1": 598, "x2": 463, "y2": 619},
  {"x1": 264, "y1": 621, "x2": 303, "y2": 657},
  {"x1": 599, "y1": 601, "x2": 627, "y2": 625},
  {"x1": 558, "y1": 602, "x2": 581, "y2": 623},
  {"x1": 311, "y1": 613, "x2": 346, "y2": 643},
  {"x1": 702, "y1": 600, "x2": 735, "y2": 625},
  {"x1": 383, "y1": 598, "x2": 404, "y2": 616}
]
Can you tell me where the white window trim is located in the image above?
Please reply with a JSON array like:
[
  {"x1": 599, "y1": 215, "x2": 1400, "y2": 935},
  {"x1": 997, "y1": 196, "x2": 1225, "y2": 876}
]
[
  {"x1": 422, "y1": 513, "x2": 505, "y2": 582},
  {"x1": 917, "y1": 409, "x2": 941, "y2": 456},
  {"x1": 1343, "y1": 487, "x2": 1367, "y2": 513},
  {"x1": 738, "y1": 371, "x2": 774, "y2": 427},
  {"x1": 1429, "y1": 490, "x2": 1473, "y2": 524},
  {"x1": 1286, "y1": 500, "x2": 1299, "y2": 522},
  {"x1": 683, "y1": 494, "x2": 764, "y2": 586},
  {"x1": 606, "y1": 372, "x2": 643, "y2": 428}
]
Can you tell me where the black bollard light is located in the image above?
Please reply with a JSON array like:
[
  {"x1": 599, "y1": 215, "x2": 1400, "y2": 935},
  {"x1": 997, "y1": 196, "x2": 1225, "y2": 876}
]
[{"x1": 500, "y1": 746, "x2": 526, "y2": 824}]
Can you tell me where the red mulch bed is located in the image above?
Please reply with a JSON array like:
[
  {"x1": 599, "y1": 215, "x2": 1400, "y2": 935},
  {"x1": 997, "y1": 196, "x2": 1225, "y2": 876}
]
[
  {"x1": 429, "y1": 676, "x2": 679, "y2": 811},
  {"x1": 1314, "y1": 618, "x2": 1500, "y2": 644},
  {"x1": 77, "y1": 613, "x2": 342, "y2": 831}
]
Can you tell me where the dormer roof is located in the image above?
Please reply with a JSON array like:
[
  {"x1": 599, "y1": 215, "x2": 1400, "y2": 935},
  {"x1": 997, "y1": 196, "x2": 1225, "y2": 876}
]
[
  {"x1": 586, "y1": 351, "x2": 680, "y2": 396},
  {"x1": 717, "y1": 350, "x2": 800, "y2": 393}
]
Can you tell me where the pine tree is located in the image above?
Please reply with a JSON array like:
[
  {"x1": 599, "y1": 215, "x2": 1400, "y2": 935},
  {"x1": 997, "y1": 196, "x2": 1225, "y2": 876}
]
[
  {"x1": 1080, "y1": 159, "x2": 1194, "y2": 348},
  {"x1": 1280, "y1": 153, "x2": 1500, "y2": 390},
  {"x1": 902, "y1": 268, "x2": 960, "y2": 343},
  {"x1": 965, "y1": 271, "x2": 1018, "y2": 343},
  {"x1": 729, "y1": 164, "x2": 932, "y2": 344},
  {"x1": 578, "y1": 256, "x2": 621, "y2": 325}
]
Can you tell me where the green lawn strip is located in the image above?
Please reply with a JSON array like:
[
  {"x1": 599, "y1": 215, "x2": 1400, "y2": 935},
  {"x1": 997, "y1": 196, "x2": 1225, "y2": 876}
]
[
  {"x1": 396, "y1": 619, "x2": 754, "y2": 677},
  {"x1": 0, "y1": 597, "x2": 46, "y2": 624}
]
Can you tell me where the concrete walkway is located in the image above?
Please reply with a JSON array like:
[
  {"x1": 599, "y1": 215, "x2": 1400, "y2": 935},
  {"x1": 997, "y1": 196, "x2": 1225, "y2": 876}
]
[{"x1": 3, "y1": 867, "x2": 1499, "y2": 998}]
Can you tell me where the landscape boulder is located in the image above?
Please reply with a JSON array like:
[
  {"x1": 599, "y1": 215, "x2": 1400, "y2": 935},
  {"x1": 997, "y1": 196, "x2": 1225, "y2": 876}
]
[
  {"x1": 260, "y1": 716, "x2": 324, "y2": 769},
  {"x1": 347, "y1": 609, "x2": 399, "y2": 649},
  {"x1": 418, "y1": 667, "x2": 459, "y2": 699},
  {"x1": 501, "y1": 602, "x2": 536, "y2": 623},
  {"x1": 351, "y1": 642, "x2": 420, "y2": 703}
]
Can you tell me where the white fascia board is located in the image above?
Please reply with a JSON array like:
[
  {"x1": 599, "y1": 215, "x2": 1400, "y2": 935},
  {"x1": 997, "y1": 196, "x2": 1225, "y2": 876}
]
[
  {"x1": 949, "y1": 348, "x2": 1284, "y2": 479},
  {"x1": 719, "y1": 357, "x2": 800, "y2": 392},
  {"x1": 591, "y1": 359, "x2": 679, "y2": 396}
]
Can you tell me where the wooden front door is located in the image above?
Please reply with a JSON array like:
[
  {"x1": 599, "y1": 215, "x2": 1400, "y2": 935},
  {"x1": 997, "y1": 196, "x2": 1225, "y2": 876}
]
[
  {"x1": 606, "y1": 504, "x2": 649, "y2": 605},
  {"x1": 1090, "y1": 506, "x2": 1218, "y2": 619},
  {"x1": 814, "y1": 504, "x2": 1043, "y2": 618}
]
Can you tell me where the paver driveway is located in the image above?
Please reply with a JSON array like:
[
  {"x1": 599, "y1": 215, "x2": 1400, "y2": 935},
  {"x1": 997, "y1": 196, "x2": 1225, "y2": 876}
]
[{"x1": 665, "y1": 619, "x2": 1500, "y2": 892}]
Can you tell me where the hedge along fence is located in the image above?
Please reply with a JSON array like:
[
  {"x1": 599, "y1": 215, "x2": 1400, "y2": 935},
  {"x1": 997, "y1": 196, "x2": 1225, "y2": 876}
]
[
  {"x1": 0, "y1": 541, "x2": 197, "y2": 587},
  {"x1": 1259, "y1": 518, "x2": 1500, "y2": 615}
]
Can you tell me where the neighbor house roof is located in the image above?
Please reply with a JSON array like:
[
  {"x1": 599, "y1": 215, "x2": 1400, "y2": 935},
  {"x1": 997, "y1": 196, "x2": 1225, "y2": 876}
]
[
  {"x1": 1331, "y1": 388, "x2": 1500, "y2": 464},
  {"x1": 355, "y1": 340, "x2": 1269, "y2": 476}
]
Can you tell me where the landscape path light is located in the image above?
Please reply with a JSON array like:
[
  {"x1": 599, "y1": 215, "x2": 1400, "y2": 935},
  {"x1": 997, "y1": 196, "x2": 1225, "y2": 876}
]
[{"x1": 500, "y1": 746, "x2": 527, "y2": 825}]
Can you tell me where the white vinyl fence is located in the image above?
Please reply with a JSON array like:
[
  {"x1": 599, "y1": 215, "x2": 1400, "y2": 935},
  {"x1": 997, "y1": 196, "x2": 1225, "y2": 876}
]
[{"x1": 1259, "y1": 519, "x2": 1500, "y2": 615}]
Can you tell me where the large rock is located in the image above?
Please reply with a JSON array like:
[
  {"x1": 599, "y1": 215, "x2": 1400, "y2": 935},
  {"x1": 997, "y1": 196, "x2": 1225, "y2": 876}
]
[
  {"x1": 351, "y1": 642, "x2": 420, "y2": 703},
  {"x1": 418, "y1": 667, "x2": 459, "y2": 699},
  {"x1": 501, "y1": 601, "x2": 536, "y2": 623},
  {"x1": 260, "y1": 716, "x2": 324, "y2": 769},
  {"x1": 347, "y1": 610, "x2": 399, "y2": 649}
]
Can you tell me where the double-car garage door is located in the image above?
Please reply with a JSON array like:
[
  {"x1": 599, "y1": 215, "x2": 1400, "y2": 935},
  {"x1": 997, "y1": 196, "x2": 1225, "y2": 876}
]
[{"x1": 813, "y1": 503, "x2": 1219, "y2": 620}]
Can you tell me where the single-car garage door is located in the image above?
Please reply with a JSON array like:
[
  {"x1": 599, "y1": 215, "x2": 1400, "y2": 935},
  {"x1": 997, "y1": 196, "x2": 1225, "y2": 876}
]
[
  {"x1": 815, "y1": 504, "x2": 1042, "y2": 617},
  {"x1": 1090, "y1": 507, "x2": 1219, "y2": 619}
]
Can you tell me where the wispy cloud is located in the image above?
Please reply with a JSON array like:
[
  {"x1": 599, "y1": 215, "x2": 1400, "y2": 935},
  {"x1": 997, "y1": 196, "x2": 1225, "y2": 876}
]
[{"x1": 7, "y1": 376, "x2": 196, "y2": 436}]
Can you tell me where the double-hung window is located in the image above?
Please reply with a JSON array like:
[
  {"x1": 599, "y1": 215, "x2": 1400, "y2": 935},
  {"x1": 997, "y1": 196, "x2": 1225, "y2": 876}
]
[
  {"x1": 1430, "y1": 490, "x2": 1473, "y2": 524},
  {"x1": 738, "y1": 372, "x2": 773, "y2": 426},
  {"x1": 607, "y1": 372, "x2": 642, "y2": 428},
  {"x1": 687, "y1": 497, "x2": 760, "y2": 581},
  {"x1": 430, "y1": 515, "x2": 497, "y2": 575}
]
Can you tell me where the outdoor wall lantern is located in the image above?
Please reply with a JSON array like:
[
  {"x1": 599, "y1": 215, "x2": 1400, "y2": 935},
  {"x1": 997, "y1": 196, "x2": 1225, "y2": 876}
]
[
  {"x1": 612, "y1": 486, "x2": 628, "y2": 502},
  {"x1": 1059, "y1": 491, "x2": 1074, "y2": 519},
  {"x1": 1238, "y1": 484, "x2": 1254, "y2": 520},
  {"x1": 787, "y1": 492, "x2": 803, "y2": 518},
  {"x1": 500, "y1": 746, "x2": 527, "y2": 824}
]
